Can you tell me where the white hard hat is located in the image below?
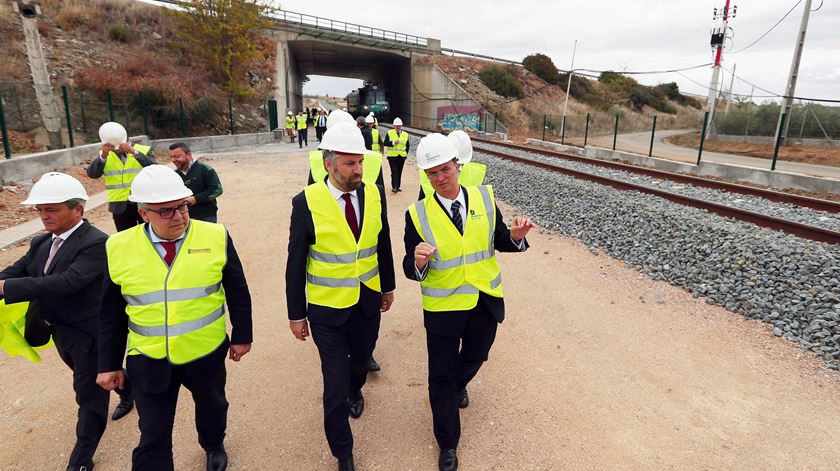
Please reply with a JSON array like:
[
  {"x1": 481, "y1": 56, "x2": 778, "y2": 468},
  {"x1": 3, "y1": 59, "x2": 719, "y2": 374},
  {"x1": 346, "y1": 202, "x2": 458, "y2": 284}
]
[
  {"x1": 393, "y1": 117, "x2": 403, "y2": 126},
  {"x1": 129, "y1": 165, "x2": 193, "y2": 203},
  {"x1": 21, "y1": 172, "x2": 89, "y2": 205},
  {"x1": 368, "y1": 111, "x2": 374, "y2": 116},
  {"x1": 364, "y1": 115, "x2": 374, "y2": 124},
  {"x1": 342, "y1": 107, "x2": 347, "y2": 111},
  {"x1": 447, "y1": 130, "x2": 473, "y2": 164},
  {"x1": 287, "y1": 111, "x2": 293, "y2": 116},
  {"x1": 416, "y1": 133, "x2": 457, "y2": 170},
  {"x1": 98, "y1": 122, "x2": 127, "y2": 146},
  {"x1": 326, "y1": 109, "x2": 355, "y2": 130},
  {"x1": 319, "y1": 121, "x2": 367, "y2": 154}
]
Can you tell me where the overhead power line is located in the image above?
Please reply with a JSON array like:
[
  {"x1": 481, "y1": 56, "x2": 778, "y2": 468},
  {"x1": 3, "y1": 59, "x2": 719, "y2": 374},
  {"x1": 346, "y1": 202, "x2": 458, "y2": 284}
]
[{"x1": 731, "y1": 0, "x2": 802, "y2": 54}]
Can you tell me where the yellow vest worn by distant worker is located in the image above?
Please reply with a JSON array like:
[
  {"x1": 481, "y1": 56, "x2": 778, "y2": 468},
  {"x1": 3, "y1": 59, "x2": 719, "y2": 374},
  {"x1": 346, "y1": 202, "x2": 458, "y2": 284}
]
[
  {"x1": 102, "y1": 144, "x2": 150, "y2": 203},
  {"x1": 371, "y1": 128, "x2": 381, "y2": 152},
  {"x1": 408, "y1": 185, "x2": 503, "y2": 311},
  {"x1": 386, "y1": 129, "x2": 408, "y2": 158},
  {"x1": 106, "y1": 220, "x2": 228, "y2": 365}
]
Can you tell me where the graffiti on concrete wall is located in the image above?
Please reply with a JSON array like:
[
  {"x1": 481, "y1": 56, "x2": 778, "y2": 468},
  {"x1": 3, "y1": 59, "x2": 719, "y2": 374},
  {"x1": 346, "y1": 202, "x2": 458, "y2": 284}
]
[{"x1": 437, "y1": 104, "x2": 483, "y2": 131}]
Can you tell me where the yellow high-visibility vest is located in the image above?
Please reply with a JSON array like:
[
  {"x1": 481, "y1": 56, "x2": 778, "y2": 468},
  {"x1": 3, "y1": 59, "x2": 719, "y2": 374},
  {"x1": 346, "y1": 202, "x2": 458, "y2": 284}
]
[
  {"x1": 308, "y1": 151, "x2": 382, "y2": 184},
  {"x1": 408, "y1": 185, "x2": 503, "y2": 311},
  {"x1": 0, "y1": 300, "x2": 52, "y2": 363},
  {"x1": 371, "y1": 128, "x2": 381, "y2": 152},
  {"x1": 296, "y1": 115, "x2": 308, "y2": 130},
  {"x1": 285, "y1": 116, "x2": 295, "y2": 129},
  {"x1": 102, "y1": 144, "x2": 150, "y2": 203},
  {"x1": 418, "y1": 162, "x2": 488, "y2": 198},
  {"x1": 106, "y1": 221, "x2": 228, "y2": 365},
  {"x1": 386, "y1": 129, "x2": 408, "y2": 158},
  {"x1": 304, "y1": 181, "x2": 382, "y2": 308}
]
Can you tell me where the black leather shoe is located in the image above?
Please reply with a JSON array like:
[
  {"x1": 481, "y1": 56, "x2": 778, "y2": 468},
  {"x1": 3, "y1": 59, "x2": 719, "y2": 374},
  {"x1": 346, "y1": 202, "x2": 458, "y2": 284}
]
[
  {"x1": 337, "y1": 455, "x2": 355, "y2": 471},
  {"x1": 66, "y1": 462, "x2": 94, "y2": 471},
  {"x1": 439, "y1": 449, "x2": 458, "y2": 471},
  {"x1": 206, "y1": 447, "x2": 228, "y2": 471},
  {"x1": 366, "y1": 356, "x2": 381, "y2": 372},
  {"x1": 348, "y1": 391, "x2": 364, "y2": 419},
  {"x1": 111, "y1": 394, "x2": 134, "y2": 421},
  {"x1": 457, "y1": 388, "x2": 469, "y2": 409}
]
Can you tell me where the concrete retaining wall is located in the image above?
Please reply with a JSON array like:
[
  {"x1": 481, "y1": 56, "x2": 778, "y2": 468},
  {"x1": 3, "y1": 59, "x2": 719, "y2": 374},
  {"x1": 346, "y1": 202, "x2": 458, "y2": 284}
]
[
  {"x1": 0, "y1": 132, "x2": 276, "y2": 185},
  {"x1": 526, "y1": 138, "x2": 840, "y2": 195}
]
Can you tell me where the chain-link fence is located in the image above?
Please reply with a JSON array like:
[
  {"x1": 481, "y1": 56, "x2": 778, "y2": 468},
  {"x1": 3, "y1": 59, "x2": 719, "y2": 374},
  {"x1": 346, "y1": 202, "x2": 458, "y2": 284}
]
[{"x1": 0, "y1": 84, "x2": 274, "y2": 159}]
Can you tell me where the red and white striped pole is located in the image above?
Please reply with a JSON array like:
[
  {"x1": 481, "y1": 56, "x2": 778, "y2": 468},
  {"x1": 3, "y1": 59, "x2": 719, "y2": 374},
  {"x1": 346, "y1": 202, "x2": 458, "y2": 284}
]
[{"x1": 706, "y1": 0, "x2": 735, "y2": 126}]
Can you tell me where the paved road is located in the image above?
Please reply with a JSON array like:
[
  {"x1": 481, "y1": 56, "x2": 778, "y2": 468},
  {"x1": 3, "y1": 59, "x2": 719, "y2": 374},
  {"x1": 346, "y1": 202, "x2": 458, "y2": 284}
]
[{"x1": 590, "y1": 130, "x2": 840, "y2": 179}]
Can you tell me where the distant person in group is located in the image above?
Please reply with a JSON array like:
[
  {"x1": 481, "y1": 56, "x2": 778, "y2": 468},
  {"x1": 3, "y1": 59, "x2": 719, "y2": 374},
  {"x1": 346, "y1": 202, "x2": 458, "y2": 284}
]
[
  {"x1": 97, "y1": 165, "x2": 252, "y2": 471},
  {"x1": 404, "y1": 133, "x2": 534, "y2": 471},
  {"x1": 384, "y1": 117, "x2": 410, "y2": 193},
  {"x1": 168, "y1": 142, "x2": 223, "y2": 223},
  {"x1": 368, "y1": 111, "x2": 378, "y2": 127},
  {"x1": 86, "y1": 122, "x2": 156, "y2": 232},
  {"x1": 366, "y1": 115, "x2": 382, "y2": 153},
  {"x1": 0, "y1": 172, "x2": 134, "y2": 471},
  {"x1": 357, "y1": 116, "x2": 373, "y2": 151},
  {"x1": 285, "y1": 111, "x2": 296, "y2": 143},
  {"x1": 297, "y1": 110, "x2": 309, "y2": 148},
  {"x1": 315, "y1": 109, "x2": 328, "y2": 142}
]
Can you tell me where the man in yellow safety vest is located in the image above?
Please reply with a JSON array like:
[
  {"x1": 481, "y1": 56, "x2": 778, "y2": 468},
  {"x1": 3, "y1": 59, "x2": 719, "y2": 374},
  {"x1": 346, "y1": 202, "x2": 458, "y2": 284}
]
[
  {"x1": 285, "y1": 110, "x2": 296, "y2": 143},
  {"x1": 384, "y1": 117, "x2": 410, "y2": 193},
  {"x1": 286, "y1": 121, "x2": 396, "y2": 471},
  {"x1": 86, "y1": 121, "x2": 156, "y2": 232},
  {"x1": 296, "y1": 110, "x2": 309, "y2": 148},
  {"x1": 96, "y1": 165, "x2": 253, "y2": 471},
  {"x1": 403, "y1": 133, "x2": 534, "y2": 471}
]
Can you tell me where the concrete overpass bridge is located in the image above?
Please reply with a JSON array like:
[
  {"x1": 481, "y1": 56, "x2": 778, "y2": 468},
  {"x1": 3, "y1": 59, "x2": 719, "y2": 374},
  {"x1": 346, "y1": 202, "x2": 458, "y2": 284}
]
[{"x1": 267, "y1": 9, "x2": 509, "y2": 131}]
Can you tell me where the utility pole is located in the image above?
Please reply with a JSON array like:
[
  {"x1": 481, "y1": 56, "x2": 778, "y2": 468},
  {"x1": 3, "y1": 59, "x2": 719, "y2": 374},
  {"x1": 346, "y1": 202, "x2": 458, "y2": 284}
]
[
  {"x1": 561, "y1": 39, "x2": 577, "y2": 140},
  {"x1": 706, "y1": 0, "x2": 736, "y2": 127},
  {"x1": 775, "y1": 0, "x2": 812, "y2": 146},
  {"x1": 724, "y1": 62, "x2": 736, "y2": 114}
]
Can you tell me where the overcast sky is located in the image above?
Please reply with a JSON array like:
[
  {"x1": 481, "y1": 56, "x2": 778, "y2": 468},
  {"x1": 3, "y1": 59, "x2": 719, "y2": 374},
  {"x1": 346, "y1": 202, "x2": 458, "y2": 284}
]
[{"x1": 298, "y1": 0, "x2": 838, "y2": 105}]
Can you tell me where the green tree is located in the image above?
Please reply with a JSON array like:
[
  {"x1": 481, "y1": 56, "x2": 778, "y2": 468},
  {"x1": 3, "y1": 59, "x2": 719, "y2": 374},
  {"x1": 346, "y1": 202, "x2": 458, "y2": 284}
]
[
  {"x1": 479, "y1": 65, "x2": 524, "y2": 99},
  {"x1": 522, "y1": 53, "x2": 561, "y2": 85},
  {"x1": 166, "y1": 0, "x2": 272, "y2": 98}
]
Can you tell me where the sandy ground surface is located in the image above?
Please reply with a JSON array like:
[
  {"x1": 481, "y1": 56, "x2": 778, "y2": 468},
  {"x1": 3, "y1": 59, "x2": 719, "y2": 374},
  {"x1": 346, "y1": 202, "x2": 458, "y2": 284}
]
[{"x1": 1, "y1": 140, "x2": 839, "y2": 471}]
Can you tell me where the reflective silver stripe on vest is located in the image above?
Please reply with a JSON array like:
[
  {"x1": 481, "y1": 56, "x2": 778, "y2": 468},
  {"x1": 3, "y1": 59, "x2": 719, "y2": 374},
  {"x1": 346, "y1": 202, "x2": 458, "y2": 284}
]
[
  {"x1": 429, "y1": 249, "x2": 495, "y2": 270},
  {"x1": 489, "y1": 272, "x2": 502, "y2": 288},
  {"x1": 124, "y1": 283, "x2": 222, "y2": 306},
  {"x1": 106, "y1": 182, "x2": 132, "y2": 190},
  {"x1": 421, "y1": 284, "x2": 479, "y2": 298},
  {"x1": 413, "y1": 201, "x2": 438, "y2": 248},
  {"x1": 103, "y1": 168, "x2": 142, "y2": 176},
  {"x1": 127, "y1": 304, "x2": 225, "y2": 337},
  {"x1": 477, "y1": 185, "x2": 495, "y2": 248},
  {"x1": 309, "y1": 246, "x2": 377, "y2": 264},
  {"x1": 306, "y1": 273, "x2": 359, "y2": 288},
  {"x1": 358, "y1": 266, "x2": 379, "y2": 282}
]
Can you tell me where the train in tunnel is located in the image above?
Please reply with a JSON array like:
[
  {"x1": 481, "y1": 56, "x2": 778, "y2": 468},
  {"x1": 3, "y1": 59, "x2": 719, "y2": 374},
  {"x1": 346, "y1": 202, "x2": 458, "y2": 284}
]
[{"x1": 346, "y1": 81, "x2": 391, "y2": 122}]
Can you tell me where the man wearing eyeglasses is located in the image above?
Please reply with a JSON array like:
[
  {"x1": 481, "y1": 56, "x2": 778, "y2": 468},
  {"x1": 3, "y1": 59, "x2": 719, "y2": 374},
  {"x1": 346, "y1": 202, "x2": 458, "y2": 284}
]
[
  {"x1": 403, "y1": 134, "x2": 534, "y2": 471},
  {"x1": 96, "y1": 165, "x2": 253, "y2": 471}
]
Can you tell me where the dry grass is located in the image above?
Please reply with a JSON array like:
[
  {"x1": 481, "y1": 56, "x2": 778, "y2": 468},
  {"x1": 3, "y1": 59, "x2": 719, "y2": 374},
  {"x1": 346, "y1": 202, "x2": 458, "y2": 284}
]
[{"x1": 666, "y1": 134, "x2": 840, "y2": 167}]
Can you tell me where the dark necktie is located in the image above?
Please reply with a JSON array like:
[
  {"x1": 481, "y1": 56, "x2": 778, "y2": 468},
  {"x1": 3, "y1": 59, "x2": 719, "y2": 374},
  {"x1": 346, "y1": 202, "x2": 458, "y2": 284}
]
[
  {"x1": 450, "y1": 200, "x2": 463, "y2": 234},
  {"x1": 342, "y1": 193, "x2": 359, "y2": 240},
  {"x1": 161, "y1": 241, "x2": 177, "y2": 266}
]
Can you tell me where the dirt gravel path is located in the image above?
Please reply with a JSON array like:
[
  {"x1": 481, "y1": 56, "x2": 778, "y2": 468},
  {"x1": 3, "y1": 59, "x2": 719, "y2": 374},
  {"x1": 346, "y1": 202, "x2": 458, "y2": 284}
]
[{"x1": 1, "y1": 141, "x2": 839, "y2": 470}]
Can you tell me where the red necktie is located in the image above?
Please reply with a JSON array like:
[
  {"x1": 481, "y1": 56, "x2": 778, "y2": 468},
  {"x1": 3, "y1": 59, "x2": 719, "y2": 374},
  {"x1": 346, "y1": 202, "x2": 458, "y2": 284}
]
[
  {"x1": 342, "y1": 193, "x2": 359, "y2": 240},
  {"x1": 161, "y1": 241, "x2": 177, "y2": 266}
]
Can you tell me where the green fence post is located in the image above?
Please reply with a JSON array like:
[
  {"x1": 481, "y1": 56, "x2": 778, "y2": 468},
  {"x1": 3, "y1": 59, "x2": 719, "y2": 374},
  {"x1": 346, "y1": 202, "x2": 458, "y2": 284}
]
[
  {"x1": 139, "y1": 91, "x2": 149, "y2": 137},
  {"x1": 107, "y1": 89, "x2": 114, "y2": 122},
  {"x1": 542, "y1": 114, "x2": 546, "y2": 141},
  {"x1": 0, "y1": 96, "x2": 10, "y2": 159},
  {"x1": 771, "y1": 113, "x2": 787, "y2": 171},
  {"x1": 697, "y1": 111, "x2": 710, "y2": 165},
  {"x1": 648, "y1": 115, "x2": 657, "y2": 157},
  {"x1": 612, "y1": 114, "x2": 619, "y2": 151},
  {"x1": 228, "y1": 97, "x2": 234, "y2": 135},
  {"x1": 61, "y1": 85, "x2": 74, "y2": 148},
  {"x1": 584, "y1": 112, "x2": 590, "y2": 146},
  {"x1": 561, "y1": 115, "x2": 567, "y2": 145},
  {"x1": 79, "y1": 91, "x2": 87, "y2": 134},
  {"x1": 178, "y1": 98, "x2": 186, "y2": 137},
  {"x1": 493, "y1": 112, "x2": 498, "y2": 133}
]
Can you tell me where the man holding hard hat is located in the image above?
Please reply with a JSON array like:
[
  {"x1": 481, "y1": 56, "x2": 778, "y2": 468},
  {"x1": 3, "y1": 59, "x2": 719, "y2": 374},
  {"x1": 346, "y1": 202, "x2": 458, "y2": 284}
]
[{"x1": 86, "y1": 122, "x2": 156, "y2": 232}]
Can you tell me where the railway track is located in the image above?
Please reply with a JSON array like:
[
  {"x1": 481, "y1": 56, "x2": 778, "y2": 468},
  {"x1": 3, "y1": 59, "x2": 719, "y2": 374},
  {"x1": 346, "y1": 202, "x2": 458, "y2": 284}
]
[{"x1": 383, "y1": 125, "x2": 840, "y2": 245}]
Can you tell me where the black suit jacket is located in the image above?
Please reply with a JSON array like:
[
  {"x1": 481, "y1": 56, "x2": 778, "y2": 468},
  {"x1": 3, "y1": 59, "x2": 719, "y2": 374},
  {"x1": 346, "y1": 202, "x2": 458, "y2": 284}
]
[
  {"x1": 286, "y1": 182, "x2": 396, "y2": 326},
  {"x1": 403, "y1": 187, "x2": 528, "y2": 336},
  {"x1": 0, "y1": 220, "x2": 107, "y2": 352}
]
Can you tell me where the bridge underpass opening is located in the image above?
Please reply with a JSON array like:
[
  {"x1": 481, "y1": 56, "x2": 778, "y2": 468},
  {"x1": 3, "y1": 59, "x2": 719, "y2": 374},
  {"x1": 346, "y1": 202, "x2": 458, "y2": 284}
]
[
  {"x1": 288, "y1": 39, "x2": 412, "y2": 123},
  {"x1": 303, "y1": 75, "x2": 362, "y2": 111}
]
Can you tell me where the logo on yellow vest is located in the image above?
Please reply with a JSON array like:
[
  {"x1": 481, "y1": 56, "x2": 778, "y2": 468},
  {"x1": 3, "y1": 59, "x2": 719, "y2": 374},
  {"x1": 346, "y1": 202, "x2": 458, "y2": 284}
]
[{"x1": 188, "y1": 248, "x2": 212, "y2": 254}]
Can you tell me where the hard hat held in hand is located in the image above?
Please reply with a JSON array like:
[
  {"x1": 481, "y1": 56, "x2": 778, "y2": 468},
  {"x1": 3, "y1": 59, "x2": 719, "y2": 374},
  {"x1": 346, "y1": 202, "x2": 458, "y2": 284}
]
[
  {"x1": 287, "y1": 111, "x2": 293, "y2": 116},
  {"x1": 21, "y1": 172, "x2": 89, "y2": 205},
  {"x1": 392, "y1": 117, "x2": 403, "y2": 126},
  {"x1": 129, "y1": 165, "x2": 193, "y2": 203},
  {"x1": 447, "y1": 130, "x2": 473, "y2": 164},
  {"x1": 319, "y1": 121, "x2": 367, "y2": 155},
  {"x1": 98, "y1": 122, "x2": 128, "y2": 146},
  {"x1": 326, "y1": 109, "x2": 355, "y2": 130},
  {"x1": 416, "y1": 133, "x2": 457, "y2": 170}
]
